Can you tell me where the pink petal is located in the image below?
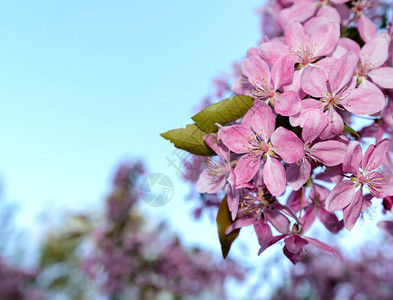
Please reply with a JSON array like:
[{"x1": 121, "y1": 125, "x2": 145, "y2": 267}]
[
  {"x1": 271, "y1": 127, "x2": 306, "y2": 163},
  {"x1": 234, "y1": 153, "x2": 262, "y2": 185},
  {"x1": 301, "y1": 66, "x2": 328, "y2": 98},
  {"x1": 342, "y1": 87, "x2": 386, "y2": 115},
  {"x1": 325, "y1": 180, "x2": 357, "y2": 211},
  {"x1": 301, "y1": 109, "x2": 329, "y2": 143},
  {"x1": 284, "y1": 235, "x2": 309, "y2": 253},
  {"x1": 287, "y1": 189, "x2": 304, "y2": 211},
  {"x1": 286, "y1": 158, "x2": 311, "y2": 191},
  {"x1": 342, "y1": 190, "x2": 364, "y2": 230},
  {"x1": 274, "y1": 91, "x2": 301, "y2": 116},
  {"x1": 271, "y1": 54, "x2": 297, "y2": 90},
  {"x1": 196, "y1": 168, "x2": 227, "y2": 193},
  {"x1": 259, "y1": 234, "x2": 288, "y2": 255},
  {"x1": 203, "y1": 133, "x2": 230, "y2": 162},
  {"x1": 263, "y1": 156, "x2": 287, "y2": 196},
  {"x1": 303, "y1": 236, "x2": 343, "y2": 261},
  {"x1": 316, "y1": 6, "x2": 341, "y2": 23},
  {"x1": 368, "y1": 67, "x2": 393, "y2": 89},
  {"x1": 360, "y1": 37, "x2": 389, "y2": 69},
  {"x1": 343, "y1": 141, "x2": 362, "y2": 174},
  {"x1": 328, "y1": 52, "x2": 357, "y2": 93},
  {"x1": 242, "y1": 56, "x2": 271, "y2": 88},
  {"x1": 362, "y1": 138, "x2": 389, "y2": 171},
  {"x1": 225, "y1": 183, "x2": 239, "y2": 221},
  {"x1": 319, "y1": 108, "x2": 344, "y2": 140},
  {"x1": 278, "y1": 2, "x2": 317, "y2": 29},
  {"x1": 254, "y1": 220, "x2": 273, "y2": 253},
  {"x1": 265, "y1": 209, "x2": 291, "y2": 234},
  {"x1": 284, "y1": 21, "x2": 309, "y2": 51},
  {"x1": 358, "y1": 15, "x2": 377, "y2": 43},
  {"x1": 259, "y1": 41, "x2": 291, "y2": 66},
  {"x1": 309, "y1": 140, "x2": 348, "y2": 166},
  {"x1": 301, "y1": 206, "x2": 317, "y2": 233},
  {"x1": 332, "y1": 38, "x2": 361, "y2": 59},
  {"x1": 218, "y1": 125, "x2": 256, "y2": 154},
  {"x1": 310, "y1": 21, "x2": 340, "y2": 57},
  {"x1": 225, "y1": 217, "x2": 254, "y2": 235},
  {"x1": 310, "y1": 183, "x2": 330, "y2": 202},
  {"x1": 250, "y1": 101, "x2": 276, "y2": 140},
  {"x1": 318, "y1": 207, "x2": 343, "y2": 234}
]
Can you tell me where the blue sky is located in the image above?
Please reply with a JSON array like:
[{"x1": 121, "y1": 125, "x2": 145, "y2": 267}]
[{"x1": 0, "y1": 0, "x2": 263, "y2": 264}]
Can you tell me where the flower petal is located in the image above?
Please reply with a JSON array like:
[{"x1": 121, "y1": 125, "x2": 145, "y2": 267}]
[
  {"x1": 343, "y1": 141, "x2": 362, "y2": 174},
  {"x1": 301, "y1": 66, "x2": 328, "y2": 98},
  {"x1": 318, "y1": 207, "x2": 343, "y2": 234},
  {"x1": 309, "y1": 140, "x2": 348, "y2": 166},
  {"x1": 325, "y1": 180, "x2": 357, "y2": 211},
  {"x1": 368, "y1": 67, "x2": 393, "y2": 89},
  {"x1": 196, "y1": 168, "x2": 227, "y2": 194},
  {"x1": 342, "y1": 190, "x2": 364, "y2": 230},
  {"x1": 271, "y1": 127, "x2": 306, "y2": 163},
  {"x1": 303, "y1": 236, "x2": 342, "y2": 261},
  {"x1": 218, "y1": 125, "x2": 256, "y2": 154},
  {"x1": 341, "y1": 87, "x2": 386, "y2": 115},
  {"x1": 234, "y1": 153, "x2": 261, "y2": 185},
  {"x1": 286, "y1": 159, "x2": 311, "y2": 191},
  {"x1": 263, "y1": 156, "x2": 287, "y2": 196},
  {"x1": 310, "y1": 21, "x2": 340, "y2": 57},
  {"x1": 362, "y1": 138, "x2": 389, "y2": 171},
  {"x1": 254, "y1": 220, "x2": 273, "y2": 253},
  {"x1": 360, "y1": 37, "x2": 389, "y2": 69},
  {"x1": 242, "y1": 55, "x2": 271, "y2": 88},
  {"x1": 251, "y1": 101, "x2": 276, "y2": 140},
  {"x1": 358, "y1": 15, "x2": 377, "y2": 43},
  {"x1": 271, "y1": 54, "x2": 297, "y2": 90},
  {"x1": 328, "y1": 51, "x2": 357, "y2": 93},
  {"x1": 274, "y1": 91, "x2": 301, "y2": 116}
]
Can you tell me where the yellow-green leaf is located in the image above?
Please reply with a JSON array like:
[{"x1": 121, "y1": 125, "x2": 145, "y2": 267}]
[
  {"x1": 216, "y1": 196, "x2": 240, "y2": 258},
  {"x1": 192, "y1": 95, "x2": 255, "y2": 133},
  {"x1": 160, "y1": 124, "x2": 215, "y2": 156}
]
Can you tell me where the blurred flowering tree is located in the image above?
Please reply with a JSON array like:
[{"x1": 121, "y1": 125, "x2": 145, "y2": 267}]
[
  {"x1": 0, "y1": 161, "x2": 245, "y2": 299},
  {"x1": 271, "y1": 246, "x2": 393, "y2": 299},
  {"x1": 162, "y1": 0, "x2": 393, "y2": 265}
]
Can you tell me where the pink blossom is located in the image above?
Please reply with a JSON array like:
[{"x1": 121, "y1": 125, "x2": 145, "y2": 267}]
[
  {"x1": 218, "y1": 101, "x2": 305, "y2": 195},
  {"x1": 326, "y1": 139, "x2": 393, "y2": 230}
]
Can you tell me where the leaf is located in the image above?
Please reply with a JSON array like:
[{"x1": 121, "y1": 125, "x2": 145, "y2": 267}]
[
  {"x1": 160, "y1": 124, "x2": 215, "y2": 156},
  {"x1": 343, "y1": 124, "x2": 360, "y2": 139},
  {"x1": 192, "y1": 95, "x2": 255, "y2": 133},
  {"x1": 216, "y1": 195, "x2": 240, "y2": 258}
]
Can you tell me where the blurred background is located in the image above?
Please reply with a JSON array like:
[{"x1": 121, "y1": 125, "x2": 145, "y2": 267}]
[{"x1": 0, "y1": 1, "x2": 393, "y2": 300}]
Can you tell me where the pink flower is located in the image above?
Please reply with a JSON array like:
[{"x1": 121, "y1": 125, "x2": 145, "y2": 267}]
[
  {"x1": 257, "y1": 224, "x2": 342, "y2": 264},
  {"x1": 196, "y1": 133, "x2": 239, "y2": 219},
  {"x1": 356, "y1": 36, "x2": 393, "y2": 89},
  {"x1": 295, "y1": 51, "x2": 385, "y2": 139},
  {"x1": 326, "y1": 139, "x2": 393, "y2": 230},
  {"x1": 233, "y1": 53, "x2": 300, "y2": 116},
  {"x1": 218, "y1": 101, "x2": 305, "y2": 195}
]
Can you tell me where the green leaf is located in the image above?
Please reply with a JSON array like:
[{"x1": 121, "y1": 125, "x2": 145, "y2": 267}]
[
  {"x1": 216, "y1": 196, "x2": 240, "y2": 259},
  {"x1": 340, "y1": 27, "x2": 364, "y2": 46},
  {"x1": 160, "y1": 124, "x2": 215, "y2": 156},
  {"x1": 343, "y1": 124, "x2": 360, "y2": 139},
  {"x1": 192, "y1": 95, "x2": 255, "y2": 133}
]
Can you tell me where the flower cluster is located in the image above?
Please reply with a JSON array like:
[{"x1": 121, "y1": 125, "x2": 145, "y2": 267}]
[{"x1": 167, "y1": 0, "x2": 393, "y2": 264}]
